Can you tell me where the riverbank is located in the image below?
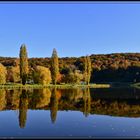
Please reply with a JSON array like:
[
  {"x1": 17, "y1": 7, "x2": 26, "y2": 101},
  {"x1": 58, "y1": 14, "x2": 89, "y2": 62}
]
[
  {"x1": 0, "y1": 82, "x2": 136, "y2": 90},
  {"x1": 0, "y1": 83, "x2": 111, "y2": 89}
]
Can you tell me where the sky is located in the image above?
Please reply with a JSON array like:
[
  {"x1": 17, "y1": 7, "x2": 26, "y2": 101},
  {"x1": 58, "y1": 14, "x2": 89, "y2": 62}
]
[{"x1": 0, "y1": 2, "x2": 140, "y2": 58}]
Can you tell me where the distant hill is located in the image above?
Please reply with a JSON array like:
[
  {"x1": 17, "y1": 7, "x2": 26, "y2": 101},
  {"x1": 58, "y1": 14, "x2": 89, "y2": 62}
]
[{"x1": 1, "y1": 53, "x2": 140, "y2": 83}]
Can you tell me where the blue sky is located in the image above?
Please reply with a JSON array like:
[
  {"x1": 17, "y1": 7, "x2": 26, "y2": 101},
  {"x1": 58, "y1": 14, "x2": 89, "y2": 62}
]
[{"x1": 0, "y1": 2, "x2": 140, "y2": 58}]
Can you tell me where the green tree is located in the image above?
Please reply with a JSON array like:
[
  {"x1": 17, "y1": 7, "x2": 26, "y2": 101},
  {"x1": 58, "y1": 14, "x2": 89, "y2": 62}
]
[
  {"x1": 33, "y1": 66, "x2": 51, "y2": 85},
  {"x1": 51, "y1": 48, "x2": 59, "y2": 85},
  {"x1": 19, "y1": 44, "x2": 29, "y2": 85},
  {"x1": 0, "y1": 63, "x2": 7, "y2": 84},
  {"x1": 84, "y1": 55, "x2": 92, "y2": 85}
]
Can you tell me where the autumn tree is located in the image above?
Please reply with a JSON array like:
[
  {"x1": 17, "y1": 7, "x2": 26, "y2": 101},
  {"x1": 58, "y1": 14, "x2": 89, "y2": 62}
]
[
  {"x1": 84, "y1": 55, "x2": 92, "y2": 85},
  {"x1": 0, "y1": 63, "x2": 7, "y2": 84},
  {"x1": 73, "y1": 70, "x2": 83, "y2": 84},
  {"x1": 10, "y1": 66, "x2": 20, "y2": 83},
  {"x1": 11, "y1": 59, "x2": 20, "y2": 83},
  {"x1": 51, "y1": 48, "x2": 59, "y2": 85},
  {"x1": 33, "y1": 66, "x2": 51, "y2": 85},
  {"x1": 62, "y1": 70, "x2": 83, "y2": 84},
  {"x1": 19, "y1": 44, "x2": 29, "y2": 85}
]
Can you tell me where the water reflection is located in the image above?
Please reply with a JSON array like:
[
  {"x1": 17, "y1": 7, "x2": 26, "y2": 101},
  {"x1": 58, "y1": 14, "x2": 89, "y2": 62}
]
[
  {"x1": 19, "y1": 89, "x2": 28, "y2": 128},
  {"x1": 0, "y1": 87, "x2": 140, "y2": 128},
  {"x1": 50, "y1": 87, "x2": 58, "y2": 124},
  {"x1": 0, "y1": 89, "x2": 6, "y2": 110},
  {"x1": 83, "y1": 88, "x2": 91, "y2": 117}
]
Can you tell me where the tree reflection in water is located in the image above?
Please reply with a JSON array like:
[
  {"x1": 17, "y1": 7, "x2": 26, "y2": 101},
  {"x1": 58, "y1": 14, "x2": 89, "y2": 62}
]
[
  {"x1": 83, "y1": 88, "x2": 91, "y2": 117},
  {"x1": 0, "y1": 89, "x2": 6, "y2": 110},
  {"x1": 29, "y1": 88, "x2": 51, "y2": 109},
  {"x1": 11, "y1": 89, "x2": 21, "y2": 109},
  {"x1": 19, "y1": 89, "x2": 28, "y2": 128},
  {"x1": 0, "y1": 88, "x2": 140, "y2": 128},
  {"x1": 50, "y1": 87, "x2": 58, "y2": 124}
]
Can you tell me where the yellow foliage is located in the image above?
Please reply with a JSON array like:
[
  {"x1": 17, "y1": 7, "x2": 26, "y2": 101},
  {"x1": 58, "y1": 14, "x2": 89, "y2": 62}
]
[
  {"x1": 33, "y1": 66, "x2": 52, "y2": 85},
  {"x1": 0, "y1": 63, "x2": 7, "y2": 84},
  {"x1": 11, "y1": 66, "x2": 20, "y2": 83}
]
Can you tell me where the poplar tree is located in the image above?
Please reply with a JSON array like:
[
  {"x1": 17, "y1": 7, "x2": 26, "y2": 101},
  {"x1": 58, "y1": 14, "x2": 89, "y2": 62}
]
[
  {"x1": 84, "y1": 55, "x2": 92, "y2": 85},
  {"x1": 84, "y1": 57, "x2": 88, "y2": 84},
  {"x1": 51, "y1": 48, "x2": 59, "y2": 85},
  {"x1": 19, "y1": 44, "x2": 29, "y2": 85},
  {"x1": 87, "y1": 55, "x2": 91, "y2": 85}
]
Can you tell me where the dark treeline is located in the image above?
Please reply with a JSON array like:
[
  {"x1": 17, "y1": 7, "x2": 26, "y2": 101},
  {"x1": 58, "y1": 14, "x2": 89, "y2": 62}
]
[{"x1": 1, "y1": 53, "x2": 140, "y2": 83}]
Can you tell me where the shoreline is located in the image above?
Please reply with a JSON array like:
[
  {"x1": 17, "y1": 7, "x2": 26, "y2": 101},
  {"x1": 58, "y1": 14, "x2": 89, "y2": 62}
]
[
  {"x1": 0, "y1": 83, "x2": 111, "y2": 89},
  {"x1": 0, "y1": 82, "x2": 137, "y2": 90}
]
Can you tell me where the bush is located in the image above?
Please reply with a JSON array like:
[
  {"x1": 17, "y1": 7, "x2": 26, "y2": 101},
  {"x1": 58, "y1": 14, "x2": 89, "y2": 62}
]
[{"x1": 33, "y1": 65, "x2": 51, "y2": 85}]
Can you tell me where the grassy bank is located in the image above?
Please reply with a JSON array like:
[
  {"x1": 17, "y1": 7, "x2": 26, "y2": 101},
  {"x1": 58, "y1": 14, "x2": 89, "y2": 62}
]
[
  {"x1": 0, "y1": 83, "x2": 111, "y2": 89},
  {"x1": 0, "y1": 82, "x2": 136, "y2": 90}
]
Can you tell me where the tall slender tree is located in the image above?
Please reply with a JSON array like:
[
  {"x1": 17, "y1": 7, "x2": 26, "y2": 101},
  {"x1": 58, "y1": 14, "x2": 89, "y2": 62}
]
[
  {"x1": 84, "y1": 57, "x2": 88, "y2": 84},
  {"x1": 19, "y1": 44, "x2": 29, "y2": 85},
  {"x1": 51, "y1": 48, "x2": 59, "y2": 85},
  {"x1": 87, "y1": 55, "x2": 92, "y2": 85},
  {"x1": 84, "y1": 55, "x2": 92, "y2": 85}
]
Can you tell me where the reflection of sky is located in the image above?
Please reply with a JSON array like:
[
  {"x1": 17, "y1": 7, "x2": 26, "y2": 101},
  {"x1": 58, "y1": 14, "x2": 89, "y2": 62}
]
[{"x1": 0, "y1": 110, "x2": 140, "y2": 137}]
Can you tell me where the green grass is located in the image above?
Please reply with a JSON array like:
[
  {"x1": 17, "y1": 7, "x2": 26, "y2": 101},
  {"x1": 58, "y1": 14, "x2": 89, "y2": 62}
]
[
  {"x1": 0, "y1": 82, "x2": 137, "y2": 89},
  {"x1": 0, "y1": 83, "x2": 111, "y2": 89}
]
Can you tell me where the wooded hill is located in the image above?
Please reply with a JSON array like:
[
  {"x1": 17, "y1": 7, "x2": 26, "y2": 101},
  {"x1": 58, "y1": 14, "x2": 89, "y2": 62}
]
[{"x1": 1, "y1": 53, "x2": 140, "y2": 83}]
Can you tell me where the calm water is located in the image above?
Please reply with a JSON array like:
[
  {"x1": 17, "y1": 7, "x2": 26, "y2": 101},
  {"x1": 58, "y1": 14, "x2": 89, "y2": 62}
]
[{"x1": 0, "y1": 87, "x2": 140, "y2": 138}]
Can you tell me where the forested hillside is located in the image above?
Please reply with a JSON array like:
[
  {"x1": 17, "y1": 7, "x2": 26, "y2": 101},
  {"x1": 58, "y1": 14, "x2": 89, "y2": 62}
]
[{"x1": 1, "y1": 53, "x2": 140, "y2": 83}]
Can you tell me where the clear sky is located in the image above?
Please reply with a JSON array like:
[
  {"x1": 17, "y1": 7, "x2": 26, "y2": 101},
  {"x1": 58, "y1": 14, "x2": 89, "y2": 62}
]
[{"x1": 0, "y1": 2, "x2": 140, "y2": 58}]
